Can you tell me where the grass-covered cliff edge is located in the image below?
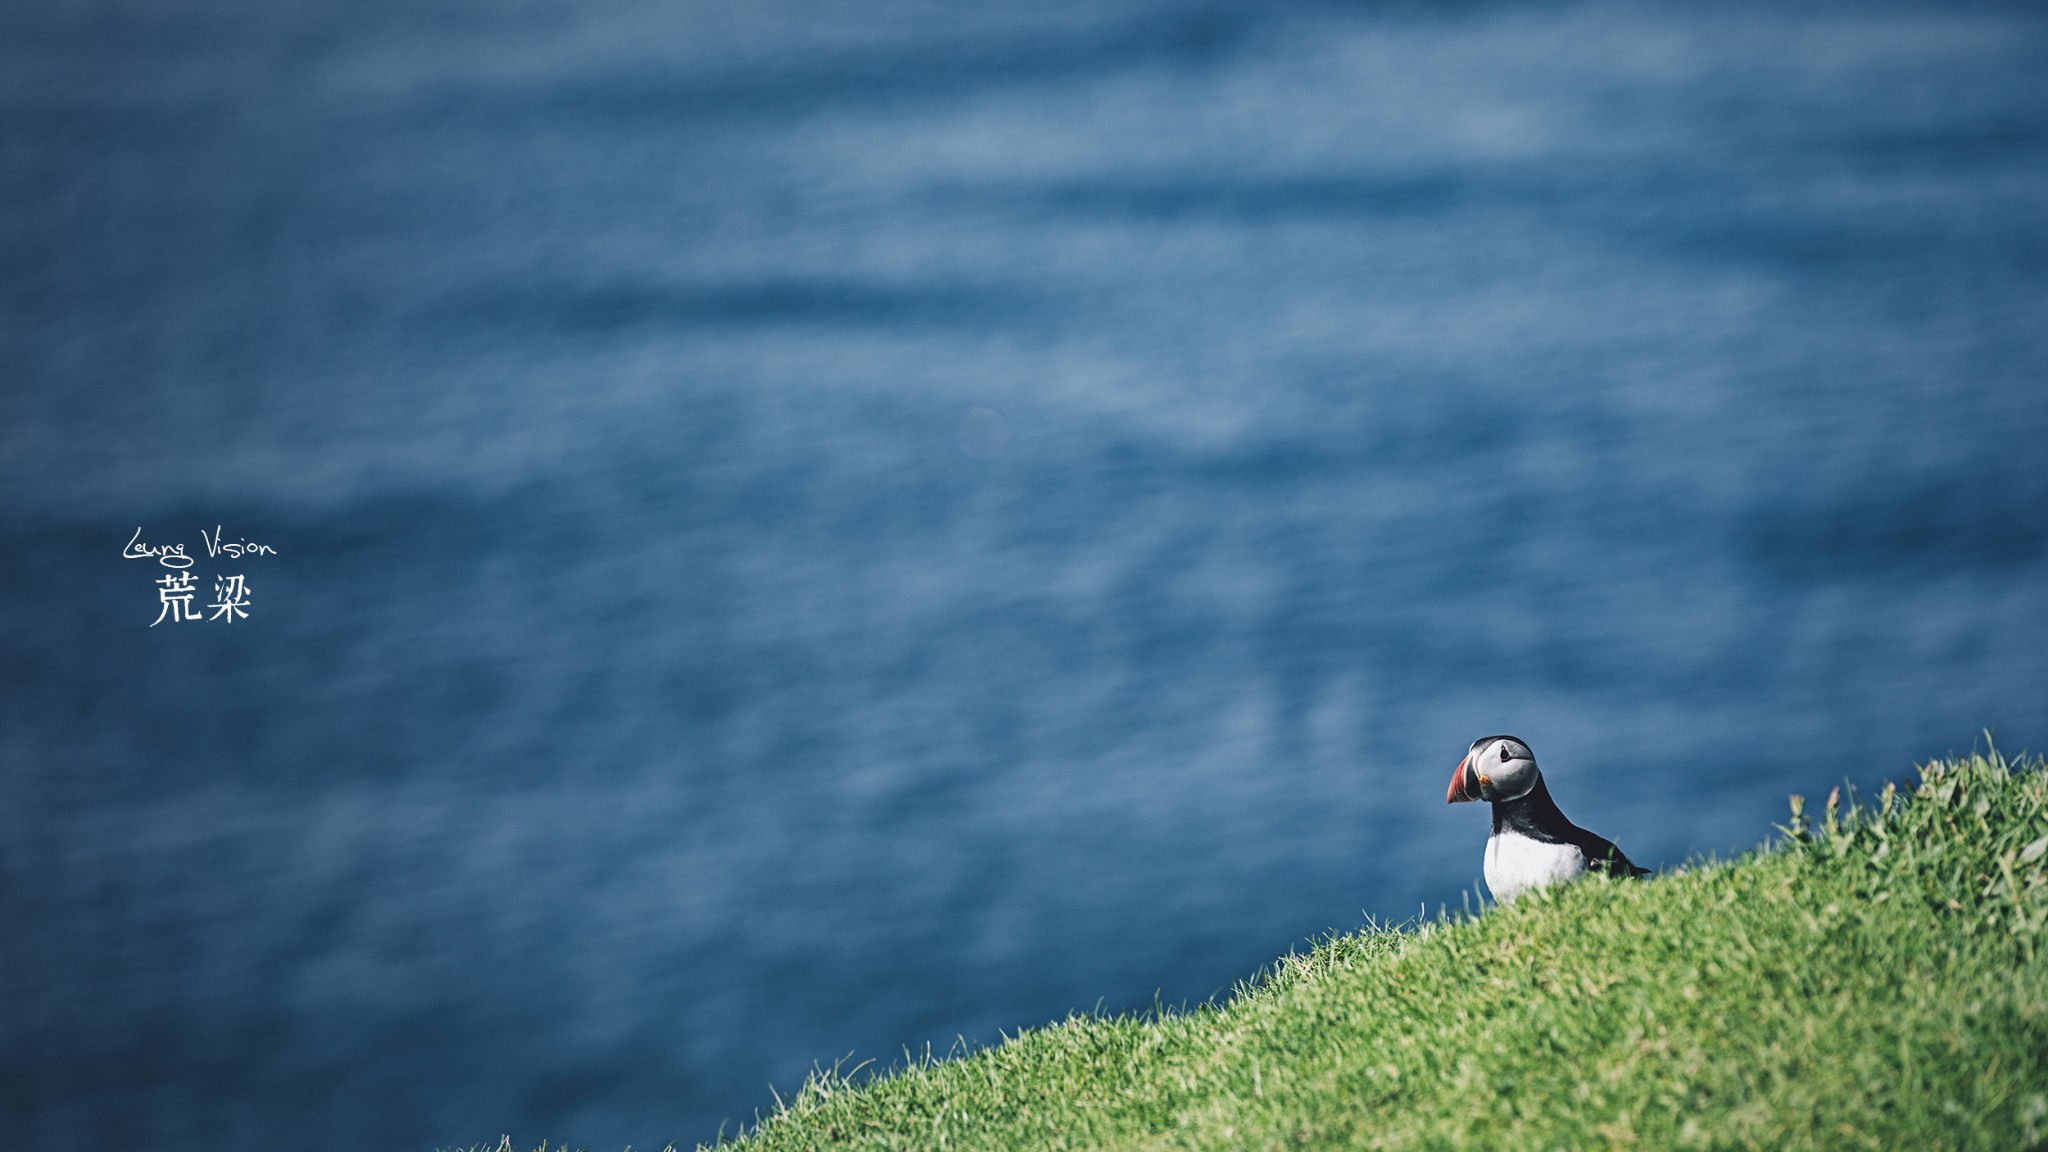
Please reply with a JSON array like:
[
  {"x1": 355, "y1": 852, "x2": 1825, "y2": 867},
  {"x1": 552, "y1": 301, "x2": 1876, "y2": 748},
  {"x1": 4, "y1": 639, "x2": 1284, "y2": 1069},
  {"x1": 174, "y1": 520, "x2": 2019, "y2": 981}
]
[{"x1": 702, "y1": 750, "x2": 2048, "y2": 1151}]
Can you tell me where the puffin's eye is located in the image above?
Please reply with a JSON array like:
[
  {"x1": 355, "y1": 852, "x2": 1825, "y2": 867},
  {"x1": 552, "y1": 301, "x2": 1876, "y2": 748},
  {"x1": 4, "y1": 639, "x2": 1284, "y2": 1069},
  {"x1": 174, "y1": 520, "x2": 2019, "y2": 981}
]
[{"x1": 1499, "y1": 744, "x2": 1514, "y2": 762}]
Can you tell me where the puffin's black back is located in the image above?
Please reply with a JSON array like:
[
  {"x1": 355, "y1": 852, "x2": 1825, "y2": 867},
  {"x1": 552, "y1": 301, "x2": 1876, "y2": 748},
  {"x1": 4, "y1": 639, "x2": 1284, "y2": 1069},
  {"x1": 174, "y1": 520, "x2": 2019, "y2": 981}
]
[{"x1": 1491, "y1": 776, "x2": 1650, "y2": 878}]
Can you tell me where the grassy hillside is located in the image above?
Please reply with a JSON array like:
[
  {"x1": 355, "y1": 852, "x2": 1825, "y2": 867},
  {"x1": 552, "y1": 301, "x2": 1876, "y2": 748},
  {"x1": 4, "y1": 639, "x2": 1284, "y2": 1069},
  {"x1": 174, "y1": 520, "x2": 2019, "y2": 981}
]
[{"x1": 716, "y1": 750, "x2": 2048, "y2": 1151}]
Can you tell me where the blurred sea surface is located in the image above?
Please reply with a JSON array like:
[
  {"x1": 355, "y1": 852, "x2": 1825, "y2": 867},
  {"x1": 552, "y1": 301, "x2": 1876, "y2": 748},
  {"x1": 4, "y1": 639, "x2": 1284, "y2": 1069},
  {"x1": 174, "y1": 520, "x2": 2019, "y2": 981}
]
[{"x1": 3, "y1": 0, "x2": 2046, "y2": 1147}]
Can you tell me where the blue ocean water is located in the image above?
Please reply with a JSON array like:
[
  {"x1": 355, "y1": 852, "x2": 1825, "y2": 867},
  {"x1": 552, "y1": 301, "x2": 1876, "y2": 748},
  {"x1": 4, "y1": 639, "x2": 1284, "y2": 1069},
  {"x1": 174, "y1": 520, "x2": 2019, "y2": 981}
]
[{"x1": 2, "y1": 0, "x2": 2046, "y2": 1147}]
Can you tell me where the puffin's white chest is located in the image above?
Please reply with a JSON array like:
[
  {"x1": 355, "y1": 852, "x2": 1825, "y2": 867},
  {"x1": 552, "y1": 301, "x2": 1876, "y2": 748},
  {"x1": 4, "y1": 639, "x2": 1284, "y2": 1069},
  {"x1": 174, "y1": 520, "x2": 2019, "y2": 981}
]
[{"x1": 1484, "y1": 830, "x2": 1586, "y2": 903}]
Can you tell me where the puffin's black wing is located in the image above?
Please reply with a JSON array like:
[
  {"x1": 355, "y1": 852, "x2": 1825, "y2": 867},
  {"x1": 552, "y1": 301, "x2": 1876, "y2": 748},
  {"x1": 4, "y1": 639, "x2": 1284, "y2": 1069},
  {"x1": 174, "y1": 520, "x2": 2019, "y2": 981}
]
[
  {"x1": 1492, "y1": 778, "x2": 1651, "y2": 879},
  {"x1": 1566, "y1": 827, "x2": 1650, "y2": 879}
]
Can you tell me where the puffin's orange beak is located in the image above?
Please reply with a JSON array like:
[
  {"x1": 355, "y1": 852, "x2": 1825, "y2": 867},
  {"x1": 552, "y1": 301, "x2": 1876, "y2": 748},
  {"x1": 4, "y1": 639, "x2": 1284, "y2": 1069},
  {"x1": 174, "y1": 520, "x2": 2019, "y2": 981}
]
[{"x1": 1447, "y1": 754, "x2": 1481, "y2": 803}]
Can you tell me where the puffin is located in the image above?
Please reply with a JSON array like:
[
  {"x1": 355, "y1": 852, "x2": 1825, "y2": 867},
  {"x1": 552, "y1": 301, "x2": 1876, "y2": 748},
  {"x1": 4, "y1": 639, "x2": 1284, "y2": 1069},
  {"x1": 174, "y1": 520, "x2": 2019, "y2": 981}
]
[{"x1": 1446, "y1": 734, "x2": 1649, "y2": 903}]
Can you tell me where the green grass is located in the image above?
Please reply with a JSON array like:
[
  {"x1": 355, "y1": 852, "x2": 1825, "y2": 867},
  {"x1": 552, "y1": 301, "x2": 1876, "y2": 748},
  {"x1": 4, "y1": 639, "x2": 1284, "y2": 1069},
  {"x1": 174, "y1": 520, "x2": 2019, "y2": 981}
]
[{"x1": 714, "y1": 749, "x2": 2048, "y2": 1151}]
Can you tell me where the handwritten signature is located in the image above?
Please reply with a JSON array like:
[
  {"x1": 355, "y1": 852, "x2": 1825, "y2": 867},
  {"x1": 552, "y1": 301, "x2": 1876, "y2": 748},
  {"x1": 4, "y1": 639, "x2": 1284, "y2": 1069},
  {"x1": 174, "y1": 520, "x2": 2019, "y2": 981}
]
[{"x1": 124, "y1": 525, "x2": 277, "y2": 568}]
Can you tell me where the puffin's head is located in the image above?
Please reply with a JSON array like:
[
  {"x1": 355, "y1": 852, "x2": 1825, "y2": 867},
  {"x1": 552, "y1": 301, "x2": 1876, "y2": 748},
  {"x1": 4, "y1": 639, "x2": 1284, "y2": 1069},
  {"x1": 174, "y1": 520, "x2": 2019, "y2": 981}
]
[{"x1": 1446, "y1": 734, "x2": 1539, "y2": 804}]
